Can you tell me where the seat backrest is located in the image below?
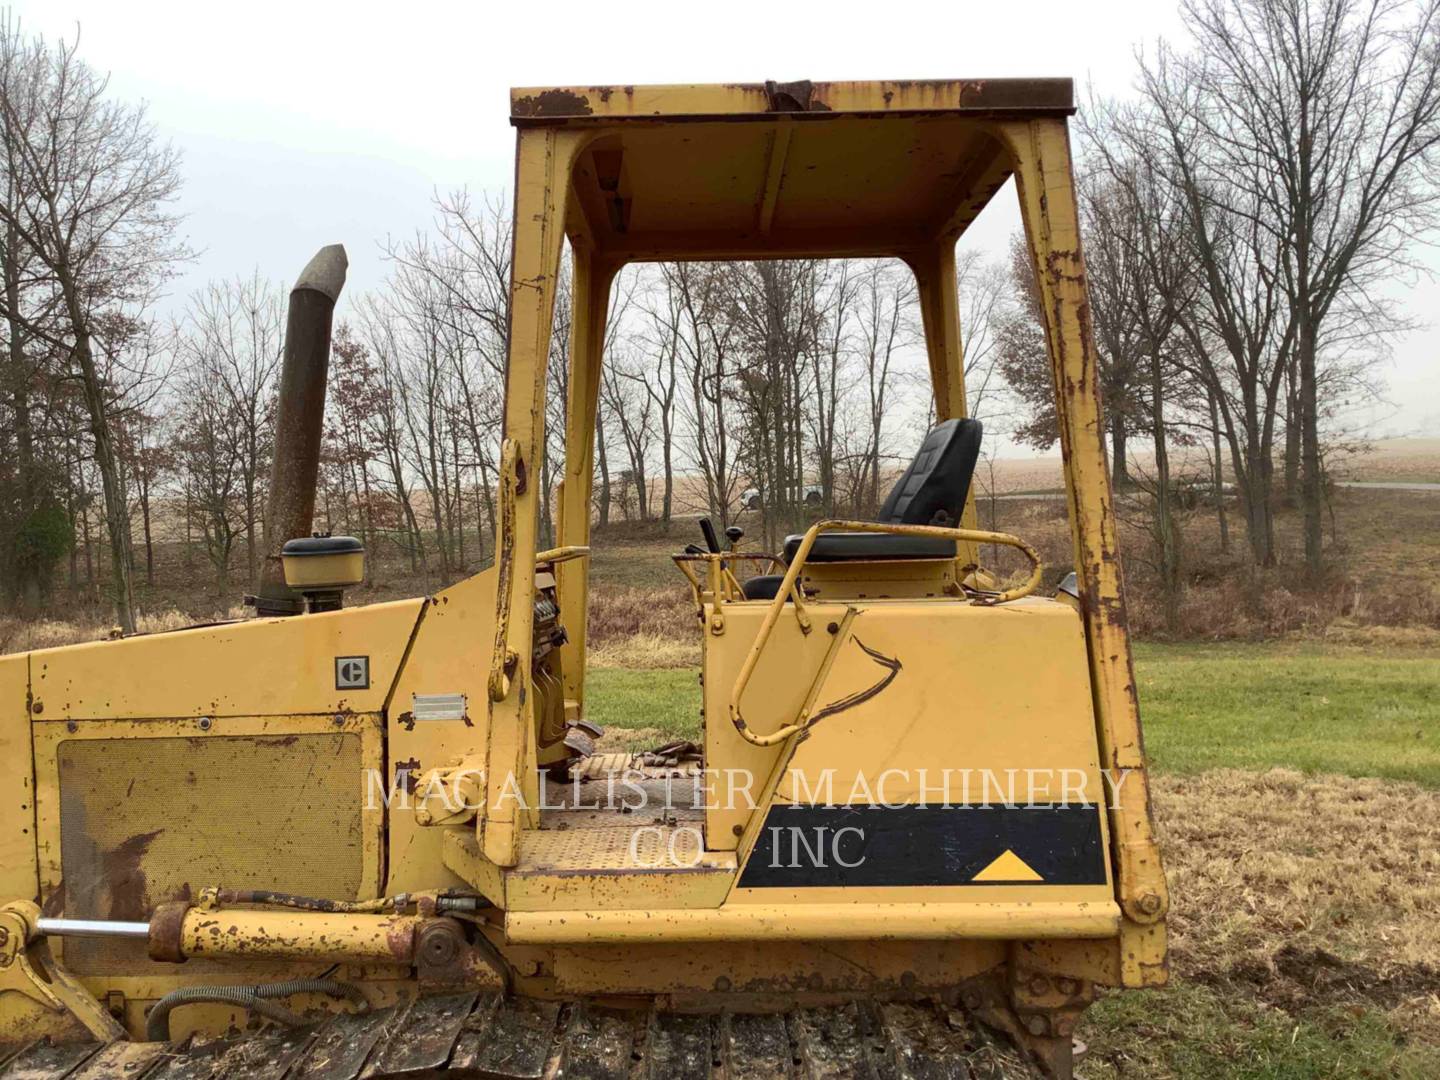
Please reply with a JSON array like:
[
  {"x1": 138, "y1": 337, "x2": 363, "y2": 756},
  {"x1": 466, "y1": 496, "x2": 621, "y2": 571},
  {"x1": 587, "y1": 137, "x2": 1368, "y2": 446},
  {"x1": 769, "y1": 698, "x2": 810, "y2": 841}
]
[{"x1": 878, "y1": 418, "x2": 983, "y2": 526}]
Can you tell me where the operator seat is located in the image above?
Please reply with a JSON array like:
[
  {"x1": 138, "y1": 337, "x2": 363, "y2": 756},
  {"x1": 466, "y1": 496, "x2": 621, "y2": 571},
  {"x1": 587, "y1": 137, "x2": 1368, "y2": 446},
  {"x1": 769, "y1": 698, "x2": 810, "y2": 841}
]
[{"x1": 742, "y1": 418, "x2": 983, "y2": 600}]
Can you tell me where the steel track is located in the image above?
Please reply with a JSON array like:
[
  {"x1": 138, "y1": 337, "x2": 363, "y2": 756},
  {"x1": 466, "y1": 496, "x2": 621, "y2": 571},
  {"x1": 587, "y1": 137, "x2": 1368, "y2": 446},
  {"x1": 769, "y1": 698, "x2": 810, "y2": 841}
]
[{"x1": 0, "y1": 992, "x2": 1042, "y2": 1079}]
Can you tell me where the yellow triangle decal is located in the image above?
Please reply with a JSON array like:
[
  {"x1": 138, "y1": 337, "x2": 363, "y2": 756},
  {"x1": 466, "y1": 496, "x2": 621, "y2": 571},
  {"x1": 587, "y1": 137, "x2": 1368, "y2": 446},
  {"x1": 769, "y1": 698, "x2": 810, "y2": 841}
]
[{"x1": 972, "y1": 849, "x2": 1044, "y2": 883}]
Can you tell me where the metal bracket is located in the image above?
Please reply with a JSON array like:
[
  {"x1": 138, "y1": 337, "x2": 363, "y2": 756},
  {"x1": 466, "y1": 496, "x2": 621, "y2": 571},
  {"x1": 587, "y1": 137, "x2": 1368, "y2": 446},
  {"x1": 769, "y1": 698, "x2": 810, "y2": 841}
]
[
  {"x1": 764, "y1": 79, "x2": 818, "y2": 112},
  {"x1": 0, "y1": 901, "x2": 126, "y2": 1045},
  {"x1": 960, "y1": 964, "x2": 1092, "y2": 1079}
]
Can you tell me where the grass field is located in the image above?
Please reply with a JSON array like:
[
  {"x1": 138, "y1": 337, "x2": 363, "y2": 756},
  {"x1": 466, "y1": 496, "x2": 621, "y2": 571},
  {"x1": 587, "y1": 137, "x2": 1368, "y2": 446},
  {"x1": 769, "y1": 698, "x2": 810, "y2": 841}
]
[
  {"x1": 588, "y1": 642, "x2": 1440, "y2": 1078},
  {"x1": 589, "y1": 643, "x2": 1440, "y2": 786}
]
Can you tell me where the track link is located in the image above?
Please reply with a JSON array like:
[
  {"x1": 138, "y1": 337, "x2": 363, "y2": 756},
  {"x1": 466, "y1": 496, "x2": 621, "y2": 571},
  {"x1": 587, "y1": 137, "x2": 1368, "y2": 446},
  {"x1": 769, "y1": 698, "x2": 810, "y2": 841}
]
[{"x1": 0, "y1": 993, "x2": 1044, "y2": 1079}]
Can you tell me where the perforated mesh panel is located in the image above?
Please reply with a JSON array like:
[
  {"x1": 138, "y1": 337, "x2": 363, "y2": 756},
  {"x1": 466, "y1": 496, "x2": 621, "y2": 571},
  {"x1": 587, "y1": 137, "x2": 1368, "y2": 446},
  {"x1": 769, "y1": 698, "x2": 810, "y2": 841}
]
[{"x1": 57, "y1": 733, "x2": 364, "y2": 974}]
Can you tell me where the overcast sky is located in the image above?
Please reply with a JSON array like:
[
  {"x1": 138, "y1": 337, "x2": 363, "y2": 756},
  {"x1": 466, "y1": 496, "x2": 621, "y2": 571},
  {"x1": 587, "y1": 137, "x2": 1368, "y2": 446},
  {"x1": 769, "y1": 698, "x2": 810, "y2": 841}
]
[{"x1": 13, "y1": 0, "x2": 1438, "y2": 445}]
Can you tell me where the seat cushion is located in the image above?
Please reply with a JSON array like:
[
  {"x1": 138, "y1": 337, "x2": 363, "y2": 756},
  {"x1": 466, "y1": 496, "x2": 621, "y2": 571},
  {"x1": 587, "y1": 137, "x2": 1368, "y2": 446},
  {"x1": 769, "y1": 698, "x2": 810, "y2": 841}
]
[
  {"x1": 782, "y1": 532, "x2": 957, "y2": 564},
  {"x1": 742, "y1": 574, "x2": 786, "y2": 600},
  {"x1": 878, "y1": 417, "x2": 983, "y2": 526}
]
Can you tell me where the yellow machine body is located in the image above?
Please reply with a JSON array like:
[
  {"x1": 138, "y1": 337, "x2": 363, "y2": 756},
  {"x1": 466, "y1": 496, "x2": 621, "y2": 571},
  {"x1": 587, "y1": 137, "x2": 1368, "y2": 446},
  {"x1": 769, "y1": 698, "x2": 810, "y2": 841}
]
[{"x1": 0, "y1": 78, "x2": 1166, "y2": 1063}]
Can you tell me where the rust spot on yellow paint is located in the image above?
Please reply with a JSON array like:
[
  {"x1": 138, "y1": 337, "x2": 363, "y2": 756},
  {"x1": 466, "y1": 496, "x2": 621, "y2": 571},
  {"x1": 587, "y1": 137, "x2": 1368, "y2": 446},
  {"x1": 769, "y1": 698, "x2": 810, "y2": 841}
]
[
  {"x1": 512, "y1": 89, "x2": 593, "y2": 118},
  {"x1": 105, "y1": 828, "x2": 163, "y2": 921}
]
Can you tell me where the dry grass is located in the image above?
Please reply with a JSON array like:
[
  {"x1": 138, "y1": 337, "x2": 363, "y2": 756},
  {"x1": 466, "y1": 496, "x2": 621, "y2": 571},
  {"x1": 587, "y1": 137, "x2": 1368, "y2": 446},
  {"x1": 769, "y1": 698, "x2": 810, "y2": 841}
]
[
  {"x1": 0, "y1": 606, "x2": 244, "y2": 656},
  {"x1": 586, "y1": 584, "x2": 697, "y2": 651},
  {"x1": 974, "y1": 487, "x2": 1440, "y2": 641},
  {"x1": 1155, "y1": 769, "x2": 1440, "y2": 1025},
  {"x1": 588, "y1": 631, "x2": 701, "y2": 669},
  {"x1": 577, "y1": 486, "x2": 1440, "y2": 665},
  {"x1": 1080, "y1": 768, "x2": 1440, "y2": 1076}
]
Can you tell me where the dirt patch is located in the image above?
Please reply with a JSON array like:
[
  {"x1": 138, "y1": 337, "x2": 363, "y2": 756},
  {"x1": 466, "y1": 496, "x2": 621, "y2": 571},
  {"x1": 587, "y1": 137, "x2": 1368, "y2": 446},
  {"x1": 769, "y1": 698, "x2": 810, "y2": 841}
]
[
  {"x1": 593, "y1": 726, "x2": 672, "y2": 752},
  {"x1": 1264, "y1": 944, "x2": 1439, "y2": 1012}
]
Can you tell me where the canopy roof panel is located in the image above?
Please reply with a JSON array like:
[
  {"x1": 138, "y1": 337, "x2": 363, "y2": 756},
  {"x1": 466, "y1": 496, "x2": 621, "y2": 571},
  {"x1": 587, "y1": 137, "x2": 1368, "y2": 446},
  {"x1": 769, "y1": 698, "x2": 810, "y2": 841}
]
[{"x1": 509, "y1": 79, "x2": 1073, "y2": 262}]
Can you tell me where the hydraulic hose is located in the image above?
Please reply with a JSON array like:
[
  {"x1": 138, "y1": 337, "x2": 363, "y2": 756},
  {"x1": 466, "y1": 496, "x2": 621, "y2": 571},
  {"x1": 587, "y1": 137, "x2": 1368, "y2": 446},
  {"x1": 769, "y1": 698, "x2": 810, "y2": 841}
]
[
  {"x1": 210, "y1": 889, "x2": 397, "y2": 913},
  {"x1": 206, "y1": 888, "x2": 488, "y2": 914},
  {"x1": 145, "y1": 979, "x2": 366, "y2": 1042}
]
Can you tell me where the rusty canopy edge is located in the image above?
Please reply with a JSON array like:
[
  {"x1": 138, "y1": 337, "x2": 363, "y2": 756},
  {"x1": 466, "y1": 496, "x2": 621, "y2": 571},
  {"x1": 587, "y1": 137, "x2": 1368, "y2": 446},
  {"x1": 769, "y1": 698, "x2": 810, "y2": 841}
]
[{"x1": 510, "y1": 78, "x2": 1076, "y2": 124}]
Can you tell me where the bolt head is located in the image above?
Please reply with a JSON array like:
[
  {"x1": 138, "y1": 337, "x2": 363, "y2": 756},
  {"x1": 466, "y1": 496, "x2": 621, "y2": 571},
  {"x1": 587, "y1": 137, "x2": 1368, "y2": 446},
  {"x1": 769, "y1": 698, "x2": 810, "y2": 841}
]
[
  {"x1": 419, "y1": 925, "x2": 459, "y2": 965},
  {"x1": 1026, "y1": 1014, "x2": 1048, "y2": 1036}
]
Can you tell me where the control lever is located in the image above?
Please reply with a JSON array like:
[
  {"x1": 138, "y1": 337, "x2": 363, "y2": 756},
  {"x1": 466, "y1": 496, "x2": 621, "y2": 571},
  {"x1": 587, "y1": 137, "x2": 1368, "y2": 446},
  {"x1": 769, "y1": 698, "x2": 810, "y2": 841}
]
[
  {"x1": 699, "y1": 518, "x2": 721, "y2": 554},
  {"x1": 724, "y1": 526, "x2": 744, "y2": 552},
  {"x1": 683, "y1": 543, "x2": 706, "y2": 556}
]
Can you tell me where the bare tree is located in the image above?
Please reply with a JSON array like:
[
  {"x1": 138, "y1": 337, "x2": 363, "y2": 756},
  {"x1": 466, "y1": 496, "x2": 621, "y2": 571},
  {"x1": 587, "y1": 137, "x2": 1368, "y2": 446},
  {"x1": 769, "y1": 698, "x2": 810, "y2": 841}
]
[
  {"x1": 1133, "y1": 0, "x2": 1440, "y2": 573},
  {"x1": 998, "y1": 191, "x2": 1149, "y2": 490},
  {"x1": 804, "y1": 262, "x2": 854, "y2": 515},
  {"x1": 600, "y1": 343, "x2": 655, "y2": 522},
  {"x1": 633, "y1": 266, "x2": 683, "y2": 522},
  {"x1": 175, "y1": 363, "x2": 242, "y2": 595},
  {"x1": 667, "y1": 262, "x2": 744, "y2": 526},
  {"x1": 1119, "y1": 55, "x2": 1297, "y2": 567},
  {"x1": 0, "y1": 24, "x2": 188, "y2": 630},
  {"x1": 356, "y1": 297, "x2": 428, "y2": 572},
  {"x1": 852, "y1": 261, "x2": 910, "y2": 513},
  {"x1": 952, "y1": 250, "x2": 1011, "y2": 424},
  {"x1": 397, "y1": 193, "x2": 512, "y2": 536},
  {"x1": 1087, "y1": 157, "x2": 1199, "y2": 628},
  {"x1": 182, "y1": 274, "x2": 282, "y2": 589},
  {"x1": 726, "y1": 260, "x2": 825, "y2": 547}
]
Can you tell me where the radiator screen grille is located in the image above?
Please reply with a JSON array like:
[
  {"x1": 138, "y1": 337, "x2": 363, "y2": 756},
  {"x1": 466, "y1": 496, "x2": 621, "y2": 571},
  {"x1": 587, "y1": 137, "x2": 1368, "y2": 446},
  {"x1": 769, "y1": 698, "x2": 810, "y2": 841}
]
[{"x1": 57, "y1": 732, "x2": 365, "y2": 974}]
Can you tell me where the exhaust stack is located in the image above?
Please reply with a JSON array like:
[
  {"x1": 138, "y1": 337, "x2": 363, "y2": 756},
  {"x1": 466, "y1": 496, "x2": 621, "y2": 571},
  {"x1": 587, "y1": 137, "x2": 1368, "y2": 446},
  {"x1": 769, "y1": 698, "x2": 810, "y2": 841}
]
[{"x1": 254, "y1": 244, "x2": 348, "y2": 617}]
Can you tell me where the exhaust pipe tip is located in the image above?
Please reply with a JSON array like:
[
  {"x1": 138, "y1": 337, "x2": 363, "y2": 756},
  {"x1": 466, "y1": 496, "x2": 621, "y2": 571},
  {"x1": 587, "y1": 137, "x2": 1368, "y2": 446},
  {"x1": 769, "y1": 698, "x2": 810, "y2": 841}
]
[{"x1": 294, "y1": 243, "x2": 349, "y2": 303}]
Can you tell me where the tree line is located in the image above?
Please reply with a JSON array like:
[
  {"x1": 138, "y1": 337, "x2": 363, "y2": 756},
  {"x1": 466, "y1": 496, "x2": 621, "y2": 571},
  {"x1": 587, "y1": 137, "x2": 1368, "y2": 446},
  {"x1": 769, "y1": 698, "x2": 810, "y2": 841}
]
[
  {"x1": 1001, "y1": 0, "x2": 1440, "y2": 627},
  {"x1": 3, "y1": 0, "x2": 1437, "y2": 634}
]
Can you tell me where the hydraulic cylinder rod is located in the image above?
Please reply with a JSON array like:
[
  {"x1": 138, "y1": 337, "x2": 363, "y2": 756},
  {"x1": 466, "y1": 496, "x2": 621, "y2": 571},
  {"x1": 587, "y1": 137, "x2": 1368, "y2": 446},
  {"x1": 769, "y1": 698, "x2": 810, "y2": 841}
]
[{"x1": 36, "y1": 917, "x2": 149, "y2": 939}]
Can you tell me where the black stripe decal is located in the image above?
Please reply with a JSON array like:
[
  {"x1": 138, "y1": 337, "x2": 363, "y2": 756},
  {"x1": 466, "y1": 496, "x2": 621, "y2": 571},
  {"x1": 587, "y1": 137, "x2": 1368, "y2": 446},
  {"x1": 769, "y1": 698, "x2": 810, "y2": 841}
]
[{"x1": 737, "y1": 803, "x2": 1108, "y2": 888}]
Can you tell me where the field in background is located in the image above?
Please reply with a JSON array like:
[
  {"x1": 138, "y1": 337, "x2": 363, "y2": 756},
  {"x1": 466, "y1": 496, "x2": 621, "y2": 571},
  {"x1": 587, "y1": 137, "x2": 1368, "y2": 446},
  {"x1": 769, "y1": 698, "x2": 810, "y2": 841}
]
[
  {"x1": 969, "y1": 435, "x2": 1440, "y2": 494},
  {"x1": 7, "y1": 485, "x2": 1437, "y2": 658},
  {"x1": 1331, "y1": 437, "x2": 1440, "y2": 485},
  {"x1": 10, "y1": 438, "x2": 1434, "y2": 658},
  {"x1": 578, "y1": 484, "x2": 1440, "y2": 661}
]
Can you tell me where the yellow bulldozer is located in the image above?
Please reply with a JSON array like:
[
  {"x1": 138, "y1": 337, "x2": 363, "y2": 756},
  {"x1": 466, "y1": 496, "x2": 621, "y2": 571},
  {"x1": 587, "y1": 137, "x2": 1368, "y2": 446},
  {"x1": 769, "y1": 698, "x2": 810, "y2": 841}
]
[{"x1": 0, "y1": 78, "x2": 1167, "y2": 1079}]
